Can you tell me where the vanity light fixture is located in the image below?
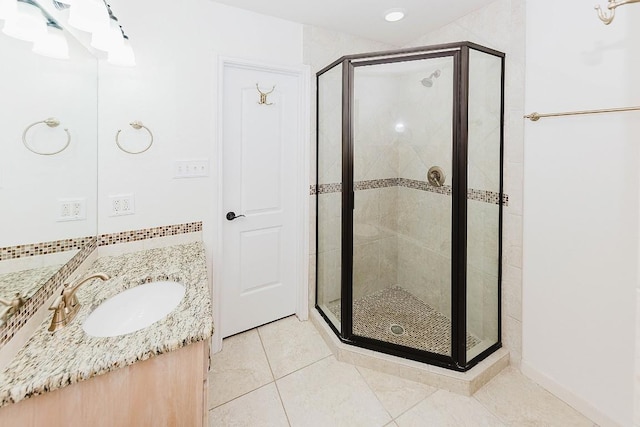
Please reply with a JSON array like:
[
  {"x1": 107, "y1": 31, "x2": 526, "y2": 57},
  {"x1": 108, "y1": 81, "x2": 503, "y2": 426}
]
[
  {"x1": 1, "y1": 0, "x2": 135, "y2": 66},
  {"x1": 1, "y1": 0, "x2": 70, "y2": 60},
  {"x1": 384, "y1": 8, "x2": 406, "y2": 22},
  {"x1": 2, "y1": 0, "x2": 46, "y2": 42},
  {"x1": 64, "y1": 0, "x2": 136, "y2": 66}
]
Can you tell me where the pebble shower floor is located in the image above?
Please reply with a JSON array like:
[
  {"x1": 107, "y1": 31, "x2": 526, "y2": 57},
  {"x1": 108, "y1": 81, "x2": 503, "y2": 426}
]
[{"x1": 326, "y1": 286, "x2": 480, "y2": 356}]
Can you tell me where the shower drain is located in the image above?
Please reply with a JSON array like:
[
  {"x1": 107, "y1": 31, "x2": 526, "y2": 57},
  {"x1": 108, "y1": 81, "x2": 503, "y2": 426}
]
[{"x1": 389, "y1": 324, "x2": 405, "y2": 336}]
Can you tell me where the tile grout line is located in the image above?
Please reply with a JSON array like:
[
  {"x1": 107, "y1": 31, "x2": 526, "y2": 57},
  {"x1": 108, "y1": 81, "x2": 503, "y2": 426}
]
[
  {"x1": 273, "y1": 377, "x2": 293, "y2": 427},
  {"x1": 208, "y1": 383, "x2": 287, "y2": 420},
  {"x1": 390, "y1": 385, "x2": 440, "y2": 424},
  {"x1": 472, "y1": 394, "x2": 510, "y2": 426},
  {"x1": 257, "y1": 327, "x2": 292, "y2": 427},
  {"x1": 208, "y1": 329, "x2": 275, "y2": 411},
  {"x1": 356, "y1": 366, "x2": 442, "y2": 424},
  {"x1": 471, "y1": 368, "x2": 598, "y2": 426},
  {"x1": 274, "y1": 353, "x2": 334, "y2": 382},
  {"x1": 255, "y1": 326, "x2": 277, "y2": 381},
  {"x1": 353, "y1": 365, "x2": 396, "y2": 423},
  {"x1": 471, "y1": 370, "x2": 512, "y2": 426},
  {"x1": 209, "y1": 382, "x2": 273, "y2": 412}
]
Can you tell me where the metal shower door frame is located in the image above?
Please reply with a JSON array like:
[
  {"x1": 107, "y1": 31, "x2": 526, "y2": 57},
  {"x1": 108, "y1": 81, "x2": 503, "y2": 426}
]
[{"x1": 315, "y1": 41, "x2": 505, "y2": 372}]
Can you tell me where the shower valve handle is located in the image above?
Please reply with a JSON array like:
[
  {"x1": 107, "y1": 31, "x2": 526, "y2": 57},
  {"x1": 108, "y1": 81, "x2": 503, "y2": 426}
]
[{"x1": 226, "y1": 211, "x2": 245, "y2": 221}]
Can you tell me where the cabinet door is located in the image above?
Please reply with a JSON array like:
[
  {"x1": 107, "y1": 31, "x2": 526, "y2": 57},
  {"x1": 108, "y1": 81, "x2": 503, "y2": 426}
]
[{"x1": 0, "y1": 341, "x2": 207, "y2": 427}]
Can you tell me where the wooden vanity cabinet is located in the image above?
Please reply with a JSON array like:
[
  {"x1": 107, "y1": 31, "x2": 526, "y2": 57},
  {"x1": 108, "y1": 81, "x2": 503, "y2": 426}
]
[{"x1": 0, "y1": 340, "x2": 209, "y2": 427}]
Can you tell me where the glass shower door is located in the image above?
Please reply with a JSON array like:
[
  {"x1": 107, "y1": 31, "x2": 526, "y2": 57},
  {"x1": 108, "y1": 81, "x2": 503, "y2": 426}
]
[
  {"x1": 350, "y1": 54, "x2": 456, "y2": 357},
  {"x1": 466, "y1": 48, "x2": 503, "y2": 361},
  {"x1": 316, "y1": 63, "x2": 343, "y2": 332}
]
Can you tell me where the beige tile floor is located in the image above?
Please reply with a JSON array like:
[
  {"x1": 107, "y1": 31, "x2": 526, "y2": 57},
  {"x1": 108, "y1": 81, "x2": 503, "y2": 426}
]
[{"x1": 208, "y1": 316, "x2": 597, "y2": 427}]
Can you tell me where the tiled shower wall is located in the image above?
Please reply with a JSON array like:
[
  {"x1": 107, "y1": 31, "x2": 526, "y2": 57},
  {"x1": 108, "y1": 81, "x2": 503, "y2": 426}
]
[
  {"x1": 352, "y1": 187, "x2": 398, "y2": 300},
  {"x1": 404, "y1": 0, "x2": 525, "y2": 364},
  {"x1": 351, "y1": 73, "x2": 402, "y2": 301},
  {"x1": 393, "y1": 62, "x2": 455, "y2": 321}
]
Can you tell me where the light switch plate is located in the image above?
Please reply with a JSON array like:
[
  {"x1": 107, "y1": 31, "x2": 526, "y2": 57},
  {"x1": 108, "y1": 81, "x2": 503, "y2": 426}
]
[{"x1": 174, "y1": 159, "x2": 209, "y2": 179}]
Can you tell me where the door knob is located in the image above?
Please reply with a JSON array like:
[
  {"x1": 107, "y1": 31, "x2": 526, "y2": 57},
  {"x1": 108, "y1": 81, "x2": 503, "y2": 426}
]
[{"x1": 226, "y1": 211, "x2": 245, "y2": 221}]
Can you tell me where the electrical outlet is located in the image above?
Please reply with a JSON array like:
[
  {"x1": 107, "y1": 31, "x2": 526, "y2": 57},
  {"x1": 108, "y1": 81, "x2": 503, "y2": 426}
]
[
  {"x1": 57, "y1": 198, "x2": 86, "y2": 222},
  {"x1": 174, "y1": 159, "x2": 209, "y2": 179},
  {"x1": 109, "y1": 194, "x2": 135, "y2": 216}
]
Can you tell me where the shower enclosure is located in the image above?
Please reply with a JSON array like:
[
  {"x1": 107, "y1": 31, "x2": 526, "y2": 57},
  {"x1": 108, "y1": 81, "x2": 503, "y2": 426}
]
[{"x1": 315, "y1": 42, "x2": 505, "y2": 371}]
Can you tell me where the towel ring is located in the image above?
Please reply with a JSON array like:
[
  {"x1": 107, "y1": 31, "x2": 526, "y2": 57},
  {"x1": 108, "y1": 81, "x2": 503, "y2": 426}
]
[
  {"x1": 115, "y1": 121, "x2": 154, "y2": 154},
  {"x1": 22, "y1": 118, "x2": 71, "y2": 156}
]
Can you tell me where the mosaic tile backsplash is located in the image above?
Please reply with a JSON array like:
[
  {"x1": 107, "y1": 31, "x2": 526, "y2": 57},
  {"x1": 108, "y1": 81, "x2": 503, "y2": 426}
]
[
  {"x1": 311, "y1": 178, "x2": 509, "y2": 206},
  {"x1": 98, "y1": 222, "x2": 202, "y2": 246},
  {"x1": 0, "y1": 236, "x2": 94, "y2": 262},
  {"x1": 0, "y1": 221, "x2": 203, "y2": 349}
]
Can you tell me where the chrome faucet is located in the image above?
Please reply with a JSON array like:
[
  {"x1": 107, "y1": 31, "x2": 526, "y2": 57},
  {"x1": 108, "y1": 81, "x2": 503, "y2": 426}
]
[
  {"x1": 48, "y1": 273, "x2": 110, "y2": 332},
  {"x1": 0, "y1": 293, "x2": 24, "y2": 326}
]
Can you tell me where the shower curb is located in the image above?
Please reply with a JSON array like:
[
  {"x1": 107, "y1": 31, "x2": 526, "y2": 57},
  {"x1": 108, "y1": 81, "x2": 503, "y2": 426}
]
[{"x1": 310, "y1": 309, "x2": 509, "y2": 396}]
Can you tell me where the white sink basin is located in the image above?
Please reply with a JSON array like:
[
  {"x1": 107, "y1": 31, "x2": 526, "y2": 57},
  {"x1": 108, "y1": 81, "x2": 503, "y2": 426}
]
[{"x1": 82, "y1": 281, "x2": 185, "y2": 338}]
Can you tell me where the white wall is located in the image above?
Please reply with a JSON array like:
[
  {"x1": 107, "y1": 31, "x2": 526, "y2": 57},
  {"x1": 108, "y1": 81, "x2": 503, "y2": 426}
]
[
  {"x1": 636, "y1": 290, "x2": 640, "y2": 427},
  {"x1": 522, "y1": 1, "x2": 640, "y2": 426}
]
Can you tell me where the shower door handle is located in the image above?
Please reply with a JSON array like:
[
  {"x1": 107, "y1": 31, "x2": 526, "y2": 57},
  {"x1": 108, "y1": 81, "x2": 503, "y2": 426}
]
[{"x1": 226, "y1": 211, "x2": 245, "y2": 221}]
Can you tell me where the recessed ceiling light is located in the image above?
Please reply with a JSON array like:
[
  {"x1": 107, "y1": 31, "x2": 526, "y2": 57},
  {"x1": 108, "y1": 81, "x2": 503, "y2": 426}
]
[{"x1": 384, "y1": 8, "x2": 406, "y2": 22}]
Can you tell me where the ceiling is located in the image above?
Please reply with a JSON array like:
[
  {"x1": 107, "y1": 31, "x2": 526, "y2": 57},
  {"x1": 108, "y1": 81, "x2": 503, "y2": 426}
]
[{"x1": 211, "y1": 0, "x2": 497, "y2": 46}]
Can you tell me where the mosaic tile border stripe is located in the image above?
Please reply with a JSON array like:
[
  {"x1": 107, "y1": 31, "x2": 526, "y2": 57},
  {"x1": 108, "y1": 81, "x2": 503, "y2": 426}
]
[
  {"x1": 98, "y1": 221, "x2": 203, "y2": 247},
  {"x1": 0, "y1": 237, "x2": 97, "y2": 347},
  {"x1": 0, "y1": 221, "x2": 204, "y2": 350},
  {"x1": 0, "y1": 236, "x2": 95, "y2": 262},
  {"x1": 311, "y1": 179, "x2": 509, "y2": 206}
]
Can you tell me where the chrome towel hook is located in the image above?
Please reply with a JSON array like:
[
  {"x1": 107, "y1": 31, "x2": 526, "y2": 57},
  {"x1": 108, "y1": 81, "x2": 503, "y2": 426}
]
[
  {"x1": 115, "y1": 121, "x2": 154, "y2": 154},
  {"x1": 22, "y1": 118, "x2": 71, "y2": 155}
]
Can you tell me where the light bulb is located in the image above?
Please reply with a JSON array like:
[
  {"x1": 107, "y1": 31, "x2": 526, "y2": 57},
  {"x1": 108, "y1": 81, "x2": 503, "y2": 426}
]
[
  {"x1": 2, "y1": 1, "x2": 46, "y2": 42},
  {"x1": 384, "y1": 8, "x2": 406, "y2": 22},
  {"x1": 68, "y1": 0, "x2": 108, "y2": 33}
]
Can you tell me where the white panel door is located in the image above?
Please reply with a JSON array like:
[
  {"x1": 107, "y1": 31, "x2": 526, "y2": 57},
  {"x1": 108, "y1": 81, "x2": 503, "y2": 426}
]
[{"x1": 221, "y1": 63, "x2": 300, "y2": 338}]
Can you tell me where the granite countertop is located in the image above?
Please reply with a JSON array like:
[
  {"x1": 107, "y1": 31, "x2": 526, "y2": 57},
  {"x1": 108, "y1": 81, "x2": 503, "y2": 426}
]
[
  {"x1": 0, "y1": 242, "x2": 214, "y2": 407},
  {"x1": 0, "y1": 264, "x2": 62, "y2": 301}
]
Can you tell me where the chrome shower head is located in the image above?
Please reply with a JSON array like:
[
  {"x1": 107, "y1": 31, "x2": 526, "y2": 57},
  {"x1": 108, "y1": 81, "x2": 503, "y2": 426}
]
[{"x1": 420, "y1": 69, "x2": 441, "y2": 87}]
